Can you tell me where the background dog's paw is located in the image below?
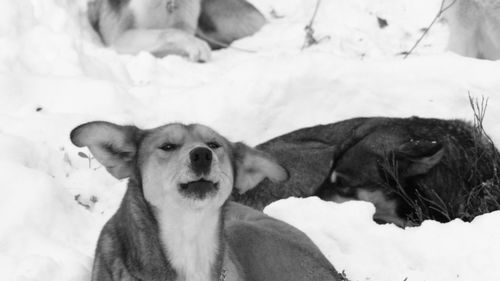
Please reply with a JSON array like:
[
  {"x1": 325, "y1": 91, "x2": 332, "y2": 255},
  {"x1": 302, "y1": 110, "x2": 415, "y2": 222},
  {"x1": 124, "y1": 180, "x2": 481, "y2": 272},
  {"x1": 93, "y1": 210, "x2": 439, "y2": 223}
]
[
  {"x1": 183, "y1": 37, "x2": 211, "y2": 62},
  {"x1": 156, "y1": 32, "x2": 212, "y2": 62}
]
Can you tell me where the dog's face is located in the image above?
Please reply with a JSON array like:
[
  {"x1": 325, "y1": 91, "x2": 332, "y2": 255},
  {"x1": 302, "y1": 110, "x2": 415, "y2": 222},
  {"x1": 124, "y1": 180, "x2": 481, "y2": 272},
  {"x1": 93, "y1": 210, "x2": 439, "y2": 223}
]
[
  {"x1": 70, "y1": 121, "x2": 288, "y2": 211},
  {"x1": 138, "y1": 124, "x2": 236, "y2": 210}
]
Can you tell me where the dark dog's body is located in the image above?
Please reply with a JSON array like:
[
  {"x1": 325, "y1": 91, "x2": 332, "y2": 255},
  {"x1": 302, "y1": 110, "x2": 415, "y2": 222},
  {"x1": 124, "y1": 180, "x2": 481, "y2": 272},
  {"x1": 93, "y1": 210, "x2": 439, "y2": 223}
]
[
  {"x1": 71, "y1": 122, "x2": 341, "y2": 281},
  {"x1": 233, "y1": 117, "x2": 500, "y2": 226},
  {"x1": 88, "y1": 0, "x2": 265, "y2": 61}
]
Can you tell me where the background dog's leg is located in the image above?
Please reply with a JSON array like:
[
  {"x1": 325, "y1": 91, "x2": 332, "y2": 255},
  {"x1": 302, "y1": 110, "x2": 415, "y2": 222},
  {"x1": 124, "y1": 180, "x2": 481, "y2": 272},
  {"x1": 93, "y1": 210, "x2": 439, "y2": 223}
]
[
  {"x1": 198, "y1": 0, "x2": 266, "y2": 49},
  {"x1": 447, "y1": 18, "x2": 479, "y2": 58},
  {"x1": 444, "y1": 0, "x2": 481, "y2": 58},
  {"x1": 111, "y1": 28, "x2": 211, "y2": 61},
  {"x1": 478, "y1": 12, "x2": 500, "y2": 60},
  {"x1": 96, "y1": 0, "x2": 210, "y2": 62}
]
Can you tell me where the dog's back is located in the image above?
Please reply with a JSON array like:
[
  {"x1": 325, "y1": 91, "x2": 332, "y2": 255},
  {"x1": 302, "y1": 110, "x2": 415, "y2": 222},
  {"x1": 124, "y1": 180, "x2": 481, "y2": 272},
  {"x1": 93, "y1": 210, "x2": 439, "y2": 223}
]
[
  {"x1": 225, "y1": 202, "x2": 341, "y2": 281},
  {"x1": 444, "y1": 0, "x2": 500, "y2": 59}
]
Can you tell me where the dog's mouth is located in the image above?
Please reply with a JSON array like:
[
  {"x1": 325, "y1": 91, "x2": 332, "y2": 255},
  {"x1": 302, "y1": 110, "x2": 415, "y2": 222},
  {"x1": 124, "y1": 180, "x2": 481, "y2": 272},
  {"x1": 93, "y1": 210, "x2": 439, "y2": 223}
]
[{"x1": 179, "y1": 179, "x2": 219, "y2": 200}]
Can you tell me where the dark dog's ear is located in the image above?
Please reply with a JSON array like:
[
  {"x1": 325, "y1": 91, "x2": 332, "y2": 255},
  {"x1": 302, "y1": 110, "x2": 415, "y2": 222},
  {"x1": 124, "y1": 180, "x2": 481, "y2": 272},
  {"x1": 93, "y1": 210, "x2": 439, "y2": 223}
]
[
  {"x1": 396, "y1": 140, "x2": 444, "y2": 177},
  {"x1": 232, "y1": 142, "x2": 289, "y2": 194},
  {"x1": 70, "y1": 121, "x2": 141, "y2": 179}
]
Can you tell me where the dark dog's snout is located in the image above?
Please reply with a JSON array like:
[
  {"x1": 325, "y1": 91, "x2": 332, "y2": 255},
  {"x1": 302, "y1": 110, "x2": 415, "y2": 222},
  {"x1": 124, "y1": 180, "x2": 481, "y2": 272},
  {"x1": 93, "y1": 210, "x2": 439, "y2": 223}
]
[{"x1": 190, "y1": 147, "x2": 212, "y2": 175}]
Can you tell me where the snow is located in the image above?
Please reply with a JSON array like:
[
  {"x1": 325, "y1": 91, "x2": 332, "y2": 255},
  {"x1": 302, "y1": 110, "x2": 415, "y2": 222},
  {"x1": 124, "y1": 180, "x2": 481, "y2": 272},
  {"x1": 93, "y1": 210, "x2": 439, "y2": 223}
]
[
  {"x1": 266, "y1": 197, "x2": 500, "y2": 281},
  {"x1": 0, "y1": 0, "x2": 499, "y2": 280}
]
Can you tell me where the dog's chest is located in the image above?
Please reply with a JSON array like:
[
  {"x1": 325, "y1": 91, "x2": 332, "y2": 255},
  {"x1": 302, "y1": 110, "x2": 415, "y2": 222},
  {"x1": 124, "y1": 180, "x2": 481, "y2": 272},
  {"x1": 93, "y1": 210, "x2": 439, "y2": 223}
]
[
  {"x1": 128, "y1": 0, "x2": 201, "y2": 29},
  {"x1": 157, "y1": 210, "x2": 221, "y2": 281}
]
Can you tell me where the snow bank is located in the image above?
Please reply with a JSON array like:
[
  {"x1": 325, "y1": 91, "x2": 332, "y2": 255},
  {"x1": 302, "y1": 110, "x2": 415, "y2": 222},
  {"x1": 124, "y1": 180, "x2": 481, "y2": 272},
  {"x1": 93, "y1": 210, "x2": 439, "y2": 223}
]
[
  {"x1": 1, "y1": 0, "x2": 499, "y2": 280},
  {"x1": 266, "y1": 197, "x2": 500, "y2": 281}
]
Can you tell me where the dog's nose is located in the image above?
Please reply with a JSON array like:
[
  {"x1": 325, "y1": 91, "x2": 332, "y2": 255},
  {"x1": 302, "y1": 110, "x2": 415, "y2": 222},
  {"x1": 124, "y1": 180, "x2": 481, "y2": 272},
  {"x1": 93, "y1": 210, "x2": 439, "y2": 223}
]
[{"x1": 190, "y1": 147, "x2": 212, "y2": 175}]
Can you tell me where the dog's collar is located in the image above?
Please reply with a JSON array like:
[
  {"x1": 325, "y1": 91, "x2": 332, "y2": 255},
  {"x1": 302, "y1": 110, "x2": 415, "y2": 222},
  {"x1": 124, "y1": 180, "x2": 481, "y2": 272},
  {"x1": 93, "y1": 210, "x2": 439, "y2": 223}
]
[
  {"x1": 219, "y1": 249, "x2": 228, "y2": 281},
  {"x1": 219, "y1": 268, "x2": 227, "y2": 281},
  {"x1": 219, "y1": 245, "x2": 241, "y2": 281}
]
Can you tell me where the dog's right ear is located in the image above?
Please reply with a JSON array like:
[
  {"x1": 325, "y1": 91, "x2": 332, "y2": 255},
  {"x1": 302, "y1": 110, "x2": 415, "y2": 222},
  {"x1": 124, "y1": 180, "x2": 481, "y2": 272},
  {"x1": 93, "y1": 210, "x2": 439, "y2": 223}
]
[
  {"x1": 232, "y1": 142, "x2": 289, "y2": 194},
  {"x1": 70, "y1": 121, "x2": 141, "y2": 179}
]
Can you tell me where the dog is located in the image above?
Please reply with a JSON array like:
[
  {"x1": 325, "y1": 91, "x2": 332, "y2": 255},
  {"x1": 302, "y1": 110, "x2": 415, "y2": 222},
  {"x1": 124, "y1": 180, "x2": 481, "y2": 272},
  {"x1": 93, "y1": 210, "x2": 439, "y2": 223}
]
[
  {"x1": 232, "y1": 117, "x2": 500, "y2": 227},
  {"x1": 87, "y1": 0, "x2": 266, "y2": 62},
  {"x1": 442, "y1": 0, "x2": 500, "y2": 60},
  {"x1": 70, "y1": 121, "x2": 342, "y2": 281}
]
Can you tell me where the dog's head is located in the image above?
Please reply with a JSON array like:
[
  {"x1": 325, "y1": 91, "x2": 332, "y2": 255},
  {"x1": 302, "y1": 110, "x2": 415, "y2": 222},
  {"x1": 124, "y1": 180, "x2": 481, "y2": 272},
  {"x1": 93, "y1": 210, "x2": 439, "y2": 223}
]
[{"x1": 70, "y1": 121, "x2": 288, "y2": 211}]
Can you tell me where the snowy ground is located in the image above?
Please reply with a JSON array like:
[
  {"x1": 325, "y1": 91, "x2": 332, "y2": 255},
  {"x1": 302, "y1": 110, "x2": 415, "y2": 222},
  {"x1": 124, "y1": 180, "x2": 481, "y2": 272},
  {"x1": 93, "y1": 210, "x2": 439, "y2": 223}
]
[{"x1": 1, "y1": 0, "x2": 500, "y2": 280}]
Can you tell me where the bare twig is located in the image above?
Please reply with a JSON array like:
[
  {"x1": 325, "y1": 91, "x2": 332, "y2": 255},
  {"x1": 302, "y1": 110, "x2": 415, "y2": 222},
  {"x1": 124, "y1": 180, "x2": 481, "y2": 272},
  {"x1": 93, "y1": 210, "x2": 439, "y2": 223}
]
[
  {"x1": 403, "y1": 0, "x2": 457, "y2": 58},
  {"x1": 465, "y1": 94, "x2": 500, "y2": 219},
  {"x1": 469, "y1": 93, "x2": 488, "y2": 132},
  {"x1": 420, "y1": 189, "x2": 451, "y2": 221},
  {"x1": 302, "y1": 0, "x2": 330, "y2": 50}
]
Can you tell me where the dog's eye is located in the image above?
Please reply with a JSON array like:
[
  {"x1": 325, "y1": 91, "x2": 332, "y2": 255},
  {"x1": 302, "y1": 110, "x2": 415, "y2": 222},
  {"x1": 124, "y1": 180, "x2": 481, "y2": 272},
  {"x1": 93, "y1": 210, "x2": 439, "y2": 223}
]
[
  {"x1": 160, "y1": 143, "x2": 178, "y2": 151},
  {"x1": 207, "y1": 142, "x2": 221, "y2": 149}
]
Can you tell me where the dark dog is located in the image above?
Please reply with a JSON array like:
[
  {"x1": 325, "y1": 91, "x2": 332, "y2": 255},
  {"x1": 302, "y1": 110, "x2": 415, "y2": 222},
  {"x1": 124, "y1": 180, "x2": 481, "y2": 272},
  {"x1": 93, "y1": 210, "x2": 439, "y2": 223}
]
[
  {"x1": 87, "y1": 0, "x2": 266, "y2": 61},
  {"x1": 70, "y1": 121, "x2": 342, "y2": 281},
  {"x1": 232, "y1": 117, "x2": 500, "y2": 226}
]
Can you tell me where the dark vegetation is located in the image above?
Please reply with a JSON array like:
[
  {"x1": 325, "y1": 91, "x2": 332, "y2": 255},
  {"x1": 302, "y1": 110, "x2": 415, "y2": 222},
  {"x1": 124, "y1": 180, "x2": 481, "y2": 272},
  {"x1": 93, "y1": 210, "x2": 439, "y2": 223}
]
[{"x1": 382, "y1": 96, "x2": 500, "y2": 224}]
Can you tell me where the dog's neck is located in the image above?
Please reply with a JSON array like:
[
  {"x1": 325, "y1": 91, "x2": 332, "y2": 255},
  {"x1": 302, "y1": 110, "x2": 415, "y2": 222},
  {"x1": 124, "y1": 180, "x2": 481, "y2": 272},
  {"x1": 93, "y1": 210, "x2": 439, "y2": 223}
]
[{"x1": 154, "y1": 203, "x2": 224, "y2": 281}]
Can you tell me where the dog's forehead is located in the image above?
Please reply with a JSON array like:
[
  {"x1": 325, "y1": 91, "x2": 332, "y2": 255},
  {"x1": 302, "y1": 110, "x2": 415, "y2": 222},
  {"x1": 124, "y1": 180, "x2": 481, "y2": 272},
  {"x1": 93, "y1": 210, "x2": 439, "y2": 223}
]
[
  {"x1": 188, "y1": 124, "x2": 225, "y2": 140},
  {"x1": 144, "y1": 123, "x2": 228, "y2": 143},
  {"x1": 144, "y1": 123, "x2": 186, "y2": 142}
]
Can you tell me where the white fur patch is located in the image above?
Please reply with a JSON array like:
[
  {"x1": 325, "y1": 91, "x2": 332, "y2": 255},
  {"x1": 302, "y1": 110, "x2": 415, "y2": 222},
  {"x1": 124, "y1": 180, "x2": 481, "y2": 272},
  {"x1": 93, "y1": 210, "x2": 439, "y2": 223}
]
[
  {"x1": 357, "y1": 189, "x2": 397, "y2": 215},
  {"x1": 129, "y1": 0, "x2": 172, "y2": 28},
  {"x1": 356, "y1": 189, "x2": 405, "y2": 226},
  {"x1": 331, "y1": 188, "x2": 405, "y2": 226},
  {"x1": 157, "y1": 206, "x2": 220, "y2": 281},
  {"x1": 128, "y1": 0, "x2": 201, "y2": 31},
  {"x1": 330, "y1": 171, "x2": 338, "y2": 183}
]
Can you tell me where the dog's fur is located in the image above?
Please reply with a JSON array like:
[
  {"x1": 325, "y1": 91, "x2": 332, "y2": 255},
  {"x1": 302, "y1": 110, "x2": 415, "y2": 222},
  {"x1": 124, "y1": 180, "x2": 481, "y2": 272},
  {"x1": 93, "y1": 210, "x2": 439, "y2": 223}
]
[
  {"x1": 70, "y1": 121, "x2": 341, "y2": 281},
  {"x1": 87, "y1": 0, "x2": 266, "y2": 61},
  {"x1": 232, "y1": 117, "x2": 500, "y2": 226},
  {"x1": 443, "y1": 0, "x2": 500, "y2": 60}
]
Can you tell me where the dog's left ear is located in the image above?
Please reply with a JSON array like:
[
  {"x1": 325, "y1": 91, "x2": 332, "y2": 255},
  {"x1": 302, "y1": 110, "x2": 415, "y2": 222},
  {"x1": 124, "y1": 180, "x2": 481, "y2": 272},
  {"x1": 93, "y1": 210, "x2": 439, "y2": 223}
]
[
  {"x1": 396, "y1": 140, "x2": 445, "y2": 177},
  {"x1": 70, "y1": 121, "x2": 141, "y2": 179},
  {"x1": 232, "y1": 142, "x2": 289, "y2": 194}
]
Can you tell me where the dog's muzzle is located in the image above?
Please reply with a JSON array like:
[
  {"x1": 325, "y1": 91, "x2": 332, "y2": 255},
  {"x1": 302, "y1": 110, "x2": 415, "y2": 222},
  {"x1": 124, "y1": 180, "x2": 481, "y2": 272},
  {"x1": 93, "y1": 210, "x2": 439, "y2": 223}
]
[
  {"x1": 179, "y1": 179, "x2": 219, "y2": 200},
  {"x1": 179, "y1": 147, "x2": 218, "y2": 199}
]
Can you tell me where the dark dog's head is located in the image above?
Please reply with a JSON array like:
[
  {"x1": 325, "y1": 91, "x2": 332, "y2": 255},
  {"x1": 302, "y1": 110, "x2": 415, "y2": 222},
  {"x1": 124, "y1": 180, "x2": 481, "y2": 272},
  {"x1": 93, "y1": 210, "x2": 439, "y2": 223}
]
[
  {"x1": 318, "y1": 126, "x2": 445, "y2": 226},
  {"x1": 70, "y1": 121, "x2": 288, "y2": 211}
]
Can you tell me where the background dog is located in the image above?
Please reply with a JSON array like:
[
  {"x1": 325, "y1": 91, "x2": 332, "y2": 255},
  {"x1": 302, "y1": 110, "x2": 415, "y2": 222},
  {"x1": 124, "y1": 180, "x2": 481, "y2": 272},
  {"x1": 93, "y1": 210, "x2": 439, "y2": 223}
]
[
  {"x1": 70, "y1": 121, "x2": 342, "y2": 281},
  {"x1": 232, "y1": 117, "x2": 500, "y2": 227},
  {"x1": 443, "y1": 0, "x2": 500, "y2": 60},
  {"x1": 87, "y1": 0, "x2": 266, "y2": 61}
]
